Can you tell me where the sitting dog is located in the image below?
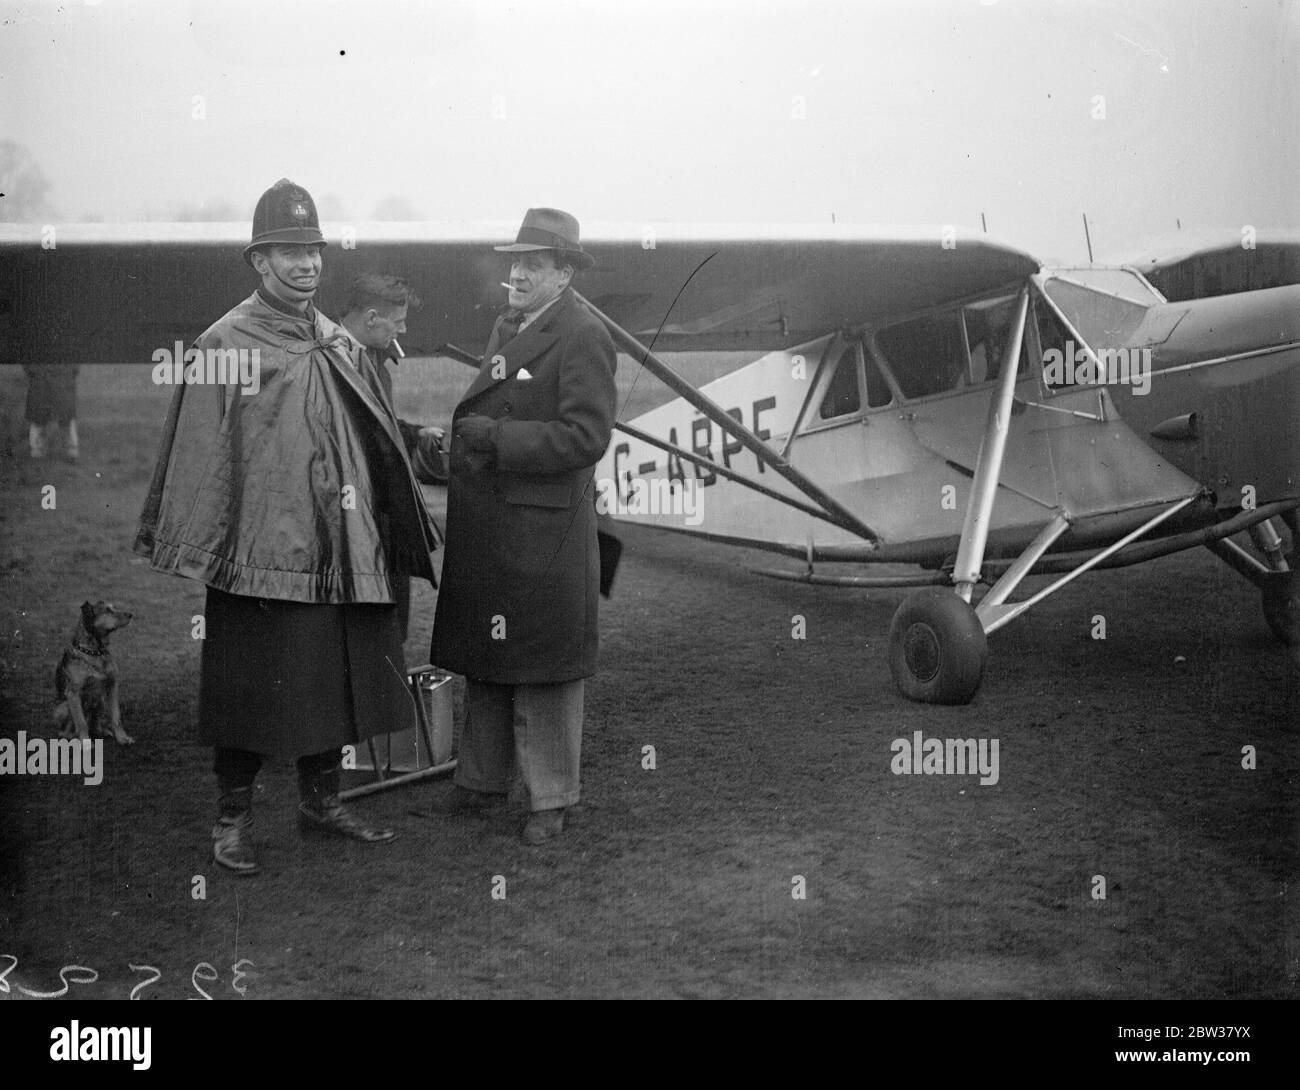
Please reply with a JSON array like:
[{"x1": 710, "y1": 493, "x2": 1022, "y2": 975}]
[{"x1": 52, "y1": 600, "x2": 134, "y2": 745}]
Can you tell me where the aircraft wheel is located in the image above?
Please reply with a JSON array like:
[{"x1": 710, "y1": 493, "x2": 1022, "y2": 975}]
[
  {"x1": 888, "y1": 589, "x2": 988, "y2": 704},
  {"x1": 1261, "y1": 570, "x2": 1300, "y2": 645}
]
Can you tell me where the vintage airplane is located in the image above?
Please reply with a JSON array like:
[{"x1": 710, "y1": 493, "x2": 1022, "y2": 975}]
[{"x1": 2, "y1": 221, "x2": 1298, "y2": 703}]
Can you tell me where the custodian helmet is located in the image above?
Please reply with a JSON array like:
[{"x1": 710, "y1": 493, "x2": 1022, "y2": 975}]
[{"x1": 242, "y1": 178, "x2": 327, "y2": 266}]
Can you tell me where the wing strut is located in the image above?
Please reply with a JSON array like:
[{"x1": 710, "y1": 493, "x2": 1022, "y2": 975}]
[
  {"x1": 952, "y1": 287, "x2": 1029, "y2": 600},
  {"x1": 575, "y1": 291, "x2": 879, "y2": 545},
  {"x1": 614, "y1": 421, "x2": 841, "y2": 525},
  {"x1": 442, "y1": 338, "x2": 872, "y2": 534}
]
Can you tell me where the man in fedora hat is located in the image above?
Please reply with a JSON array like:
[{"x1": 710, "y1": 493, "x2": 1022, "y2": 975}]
[
  {"x1": 136, "y1": 179, "x2": 441, "y2": 875},
  {"x1": 426, "y1": 208, "x2": 617, "y2": 845}
]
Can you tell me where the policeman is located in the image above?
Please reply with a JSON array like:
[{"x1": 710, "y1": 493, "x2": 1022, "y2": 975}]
[{"x1": 137, "y1": 180, "x2": 441, "y2": 875}]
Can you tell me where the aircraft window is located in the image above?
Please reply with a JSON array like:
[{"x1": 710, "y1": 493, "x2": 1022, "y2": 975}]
[
  {"x1": 1043, "y1": 278, "x2": 1148, "y2": 352},
  {"x1": 818, "y1": 344, "x2": 861, "y2": 419},
  {"x1": 1047, "y1": 268, "x2": 1161, "y2": 305},
  {"x1": 863, "y1": 349, "x2": 893, "y2": 408},
  {"x1": 1035, "y1": 295, "x2": 1087, "y2": 391},
  {"x1": 964, "y1": 296, "x2": 1030, "y2": 385},
  {"x1": 876, "y1": 313, "x2": 967, "y2": 399}
]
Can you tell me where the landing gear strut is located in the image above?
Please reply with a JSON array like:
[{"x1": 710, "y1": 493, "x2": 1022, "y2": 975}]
[
  {"x1": 1207, "y1": 516, "x2": 1300, "y2": 647},
  {"x1": 1261, "y1": 570, "x2": 1300, "y2": 646}
]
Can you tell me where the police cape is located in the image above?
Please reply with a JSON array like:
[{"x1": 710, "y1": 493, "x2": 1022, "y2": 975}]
[{"x1": 135, "y1": 291, "x2": 439, "y2": 602}]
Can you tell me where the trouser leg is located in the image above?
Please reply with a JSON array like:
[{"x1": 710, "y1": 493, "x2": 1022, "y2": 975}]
[
  {"x1": 393, "y1": 573, "x2": 411, "y2": 641},
  {"x1": 295, "y1": 747, "x2": 341, "y2": 788},
  {"x1": 513, "y1": 679, "x2": 584, "y2": 812},
  {"x1": 28, "y1": 422, "x2": 46, "y2": 459},
  {"x1": 214, "y1": 746, "x2": 263, "y2": 794},
  {"x1": 453, "y1": 679, "x2": 515, "y2": 795}
]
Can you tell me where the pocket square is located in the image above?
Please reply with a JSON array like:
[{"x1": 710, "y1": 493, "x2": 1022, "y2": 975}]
[{"x1": 516, "y1": 368, "x2": 533, "y2": 381}]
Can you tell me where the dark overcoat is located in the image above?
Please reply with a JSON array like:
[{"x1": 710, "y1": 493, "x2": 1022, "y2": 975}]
[{"x1": 430, "y1": 288, "x2": 617, "y2": 684}]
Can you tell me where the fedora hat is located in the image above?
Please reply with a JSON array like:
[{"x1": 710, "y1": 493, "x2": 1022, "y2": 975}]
[
  {"x1": 494, "y1": 207, "x2": 594, "y2": 270},
  {"x1": 243, "y1": 178, "x2": 327, "y2": 266}
]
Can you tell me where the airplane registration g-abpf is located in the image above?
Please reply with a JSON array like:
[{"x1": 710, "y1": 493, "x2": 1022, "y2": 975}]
[{"x1": 2, "y1": 221, "x2": 1298, "y2": 703}]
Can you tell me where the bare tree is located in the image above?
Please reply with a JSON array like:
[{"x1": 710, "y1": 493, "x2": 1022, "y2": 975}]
[
  {"x1": 372, "y1": 195, "x2": 423, "y2": 221},
  {"x1": 317, "y1": 192, "x2": 348, "y2": 221},
  {"x1": 0, "y1": 141, "x2": 56, "y2": 222},
  {"x1": 173, "y1": 199, "x2": 241, "y2": 221}
]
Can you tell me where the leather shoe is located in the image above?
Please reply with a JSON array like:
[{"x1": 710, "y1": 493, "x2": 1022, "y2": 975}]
[
  {"x1": 410, "y1": 784, "x2": 507, "y2": 818},
  {"x1": 298, "y1": 799, "x2": 396, "y2": 843},
  {"x1": 212, "y1": 813, "x2": 260, "y2": 875},
  {"x1": 213, "y1": 787, "x2": 259, "y2": 875},
  {"x1": 521, "y1": 808, "x2": 565, "y2": 845},
  {"x1": 298, "y1": 763, "x2": 396, "y2": 843}
]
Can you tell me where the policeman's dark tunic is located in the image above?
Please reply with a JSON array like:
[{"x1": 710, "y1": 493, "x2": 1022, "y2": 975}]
[{"x1": 197, "y1": 586, "x2": 408, "y2": 757}]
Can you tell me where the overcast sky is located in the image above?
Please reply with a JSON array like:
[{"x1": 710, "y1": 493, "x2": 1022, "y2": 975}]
[{"x1": 2, "y1": 0, "x2": 1297, "y2": 262}]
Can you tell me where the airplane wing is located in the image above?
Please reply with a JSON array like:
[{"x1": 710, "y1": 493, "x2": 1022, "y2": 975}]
[
  {"x1": 1118, "y1": 229, "x2": 1300, "y2": 302},
  {"x1": 0, "y1": 221, "x2": 1038, "y2": 364}
]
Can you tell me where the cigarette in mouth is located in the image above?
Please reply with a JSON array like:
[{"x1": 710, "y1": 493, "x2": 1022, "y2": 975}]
[
  {"x1": 500, "y1": 282, "x2": 514, "y2": 290},
  {"x1": 390, "y1": 338, "x2": 405, "y2": 358}
]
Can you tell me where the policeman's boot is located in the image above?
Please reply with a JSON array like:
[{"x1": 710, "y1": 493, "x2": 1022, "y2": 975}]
[
  {"x1": 212, "y1": 786, "x2": 260, "y2": 876},
  {"x1": 297, "y1": 764, "x2": 396, "y2": 843}
]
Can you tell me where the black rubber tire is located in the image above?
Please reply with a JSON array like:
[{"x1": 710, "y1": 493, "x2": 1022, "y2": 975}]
[
  {"x1": 888, "y1": 589, "x2": 988, "y2": 704},
  {"x1": 1261, "y1": 570, "x2": 1300, "y2": 645}
]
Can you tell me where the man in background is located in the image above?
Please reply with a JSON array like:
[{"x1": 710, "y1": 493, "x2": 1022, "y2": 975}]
[
  {"x1": 23, "y1": 362, "x2": 79, "y2": 461},
  {"x1": 339, "y1": 272, "x2": 446, "y2": 636}
]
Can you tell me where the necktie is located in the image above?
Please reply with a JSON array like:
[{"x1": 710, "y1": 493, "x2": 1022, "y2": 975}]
[{"x1": 496, "y1": 309, "x2": 525, "y2": 346}]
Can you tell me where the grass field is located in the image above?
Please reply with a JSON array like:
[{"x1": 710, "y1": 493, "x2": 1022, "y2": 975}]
[{"x1": 0, "y1": 360, "x2": 1296, "y2": 1000}]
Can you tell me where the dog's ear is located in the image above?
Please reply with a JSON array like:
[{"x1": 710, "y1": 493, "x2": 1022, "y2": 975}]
[{"x1": 80, "y1": 600, "x2": 96, "y2": 628}]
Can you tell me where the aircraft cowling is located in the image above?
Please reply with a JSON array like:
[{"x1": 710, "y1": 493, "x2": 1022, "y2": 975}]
[{"x1": 1113, "y1": 283, "x2": 1300, "y2": 510}]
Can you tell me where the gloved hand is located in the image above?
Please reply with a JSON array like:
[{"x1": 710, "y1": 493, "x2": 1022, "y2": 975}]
[
  {"x1": 454, "y1": 414, "x2": 498, "y2": 452},
  {"x1": 411, "y1": 430, "x2": 449, "y2": 485}
]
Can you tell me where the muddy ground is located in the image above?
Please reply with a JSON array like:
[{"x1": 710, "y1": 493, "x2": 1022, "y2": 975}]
[{"x1": 0, "y1": 362, "x2": 1295, "y2": 1000}]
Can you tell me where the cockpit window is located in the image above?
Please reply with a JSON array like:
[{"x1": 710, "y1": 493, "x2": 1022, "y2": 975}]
[
  {"x1": 1047, "y1": 268, "x2": 1162, "y2": 304},
  {"x1": 963, "y1": 295, "x2": 1030, "y2": 385},
  {"x1": 817, "y1": 343, "x2": 861, "y2": 419},
  {"x1": 1035, "y1": 293, "x2": 1090, "y2": 390},
  {"x1": 863, "y1": 347, "x2": 893, "y2": 408},
  {"x1": 875, "y1": 313, "x2": 967, "y2": 399},
  {"x1": 1043, "y1": 273, "x2": 1153, "y2": 351}
]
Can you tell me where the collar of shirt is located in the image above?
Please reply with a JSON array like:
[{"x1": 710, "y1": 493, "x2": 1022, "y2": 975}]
[
  {"x1": 256, "y1": 286, "x2": 317, "y2": 323},
  {"x1": 335, "y1": 329, "x2": 395, "y2": 409},
  {"x1": 517, "y1": 292, "x2": 564, "y2": 332},
  {"x1": 336, "y1": 325, "x2": 369, "y2": 371}
]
